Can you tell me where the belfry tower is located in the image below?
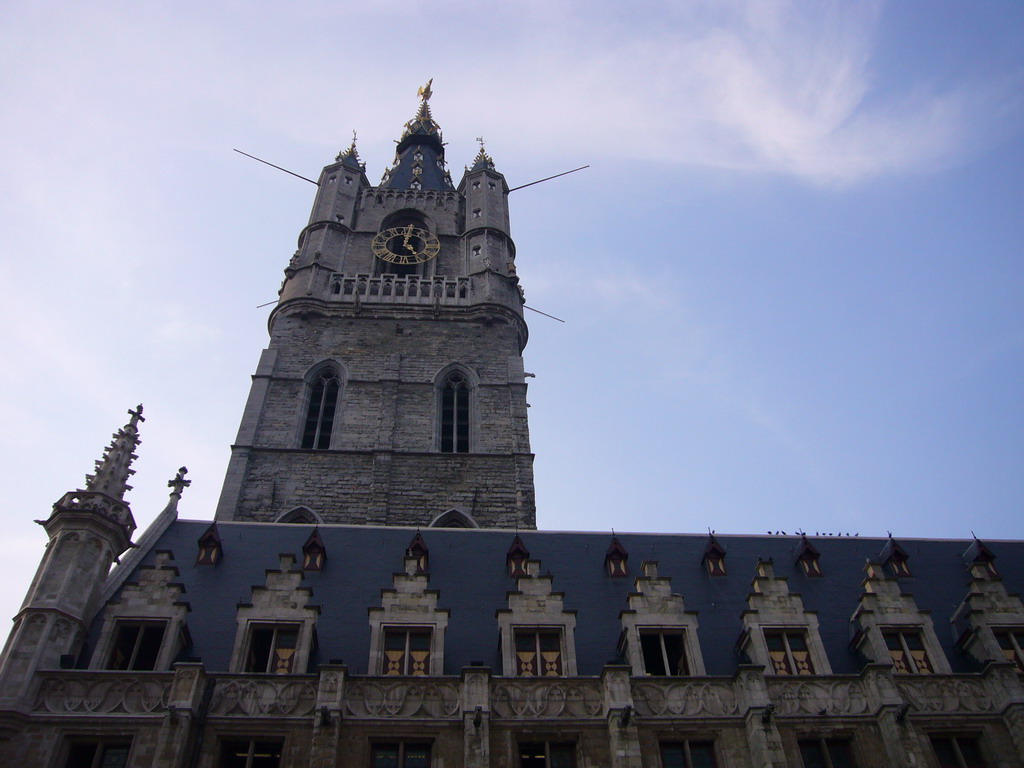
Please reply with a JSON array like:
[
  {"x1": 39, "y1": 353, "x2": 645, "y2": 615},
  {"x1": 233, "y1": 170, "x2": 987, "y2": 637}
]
[{"x1": 216, "y1": 83, "x2": 535, "y2": 529}]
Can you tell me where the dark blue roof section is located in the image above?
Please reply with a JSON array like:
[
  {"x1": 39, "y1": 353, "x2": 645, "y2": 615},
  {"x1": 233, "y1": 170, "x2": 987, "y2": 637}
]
[
  {"x1": 104, "y1": 521, "x2": 1024, "y2": 677},
  {"x1": 381, "y1": 142, "x2": 453, "y2": 191}
]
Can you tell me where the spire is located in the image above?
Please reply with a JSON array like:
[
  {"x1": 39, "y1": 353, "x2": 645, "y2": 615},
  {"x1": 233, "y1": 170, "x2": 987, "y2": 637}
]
[
  {"x1": 336, "y1": 130, "x2": 366, "y2": 171},
  {"x1": 84, "y1": 404, "x2": 144, "y2": 501},
  {"x1": 469, "y1": 136, "x2": 496, "y2": 171},
  {"x1": 381, "y1": 80, "x2": 454, "y2": 191}
]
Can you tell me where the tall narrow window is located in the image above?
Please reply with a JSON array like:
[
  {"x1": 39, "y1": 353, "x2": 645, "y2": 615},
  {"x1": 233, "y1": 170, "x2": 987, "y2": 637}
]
[
  {"x1": 440, "y1": 372, "x2": 470, "y2": 453},
  {"x1": 301, "y1": 367, "x2": 341, "y2": 449}
]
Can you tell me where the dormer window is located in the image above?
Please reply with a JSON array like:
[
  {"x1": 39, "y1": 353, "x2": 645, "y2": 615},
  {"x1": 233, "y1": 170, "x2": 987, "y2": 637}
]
[
  {"x1": 605, "y1": 537, "x2": 628, "y2": 577},
  {"x1": 702, "y1": 535, "x2": 727, "y2": 576},
  {"x1": 881, "y1": 538, "x2": 911, "y2": 578},
  {"x1": 245, "y1": 624, "x2": 300, "y2": 674},
  {"x1": 796, "y1": 535, "x2": 822, "y2": 577},
  {"x1": 406, "y1": 533, "x2": 428, "y2": 574},
  {"x1": 196, "y1": 523, "x2": 222, "y2": 566},
  {"x1": 302, "y1": 529, "x2": 327, "y2": 571},
  {"x1": 507, "y1": 536, "x2": 530, "y2": 578},
  {"x1": 107, "y1": 622, "x2": 166, "y2": 671}
]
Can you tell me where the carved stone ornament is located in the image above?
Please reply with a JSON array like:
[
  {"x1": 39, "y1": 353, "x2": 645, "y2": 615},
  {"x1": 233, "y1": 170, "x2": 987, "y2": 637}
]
[
  {"x1": 896, "y1": 676, "x2": 994, "y2": 714},
  {"x1": 631, "y1": 680, "x2": 740, "y2": 718},
  {"x1": 766, "y1": 678, "x2": 870, "y2": 716},
  {"x1": 491, "y1": 680, "x2": 603, "y2": 719},
  {"x1": 210, "y1": 677, "x2": 318, "y2": 717},
  {"x1": 34, "y1": 673, "x2": 171, "y2": 715},
  {"x1": 343, "y1": 680, "x2": 460, "y2": 719}
]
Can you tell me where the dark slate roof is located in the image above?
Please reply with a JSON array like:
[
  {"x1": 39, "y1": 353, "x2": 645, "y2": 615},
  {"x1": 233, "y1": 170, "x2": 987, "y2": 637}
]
[
  {"x1": 95, "y1": 520, "x2": 1024, "y2": 677},
  {"x1": 381, "y1": 141, "x2": 453, "y2": 191}
]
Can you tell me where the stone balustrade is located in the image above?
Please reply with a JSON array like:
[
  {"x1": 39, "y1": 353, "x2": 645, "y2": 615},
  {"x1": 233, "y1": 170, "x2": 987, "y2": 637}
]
[{"x1": 328, "y1": 273, "x2": 469, "y2": 306}]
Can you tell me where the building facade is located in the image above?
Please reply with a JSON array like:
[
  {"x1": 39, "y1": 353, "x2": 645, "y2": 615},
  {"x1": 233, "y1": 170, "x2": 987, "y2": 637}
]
[{"x1": 1, "y1": 87, "x2": 1023, "y2": 768}]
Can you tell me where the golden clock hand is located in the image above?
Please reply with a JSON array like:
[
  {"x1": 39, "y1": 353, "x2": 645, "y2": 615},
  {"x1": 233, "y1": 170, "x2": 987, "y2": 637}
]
[{"x1": 402, "y1": 224, "x2": 415, "y2": 251}]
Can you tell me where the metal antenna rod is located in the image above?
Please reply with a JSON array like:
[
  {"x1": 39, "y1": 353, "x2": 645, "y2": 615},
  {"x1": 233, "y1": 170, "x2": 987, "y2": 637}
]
[
  {"x1": 508, "y1": 165, "x2": 590, "y2": 193},
  {"x1": 233, "y1": 149, "x2": 319, "y2": 186},
  {"x1": 524, "y1": 305, "x2": 566, "y2": 323}
]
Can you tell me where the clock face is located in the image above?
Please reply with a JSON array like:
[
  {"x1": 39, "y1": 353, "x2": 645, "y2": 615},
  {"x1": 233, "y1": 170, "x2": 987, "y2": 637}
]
[{"x1": 372, "y1": 225, "x2": 441, "y2": 265}]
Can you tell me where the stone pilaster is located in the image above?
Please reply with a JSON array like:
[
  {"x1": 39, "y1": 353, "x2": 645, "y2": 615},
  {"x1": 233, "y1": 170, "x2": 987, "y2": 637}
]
[
  {"x1": 309, "y1": 664, "x2": 346, "y2": 768},
  {"x1": 153, "y1": 663, "x2": 206, "y2": 768},
  {"x1": 602, "y1": 665, "x2": 641, "y2": 768},
  {"x1": 735, "y1": 666, "x2": 786, "y2": 768},
  {"x1": 462, "y1": 666, "x2": 490, "y2": 768}
]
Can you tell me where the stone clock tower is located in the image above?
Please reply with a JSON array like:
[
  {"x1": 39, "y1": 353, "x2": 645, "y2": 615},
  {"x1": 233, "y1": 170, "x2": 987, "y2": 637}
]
[{"x1": 215, "y1": 84, "x2": 535, "y2": 529}]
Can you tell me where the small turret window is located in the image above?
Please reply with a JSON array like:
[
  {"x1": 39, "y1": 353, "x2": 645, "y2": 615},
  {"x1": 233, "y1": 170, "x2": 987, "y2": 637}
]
[
  {"x1": 440, "y1": 372, "x2": 470, "y2": 453},
  {"x1": 302, "y1": 367, "x2": 341, "y2": 449}
]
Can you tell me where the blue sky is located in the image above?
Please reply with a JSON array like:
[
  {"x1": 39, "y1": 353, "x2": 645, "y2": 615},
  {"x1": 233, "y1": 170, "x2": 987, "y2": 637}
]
[{"x1": 0, "y1": 1, "x2": 1022, "y2": 643}]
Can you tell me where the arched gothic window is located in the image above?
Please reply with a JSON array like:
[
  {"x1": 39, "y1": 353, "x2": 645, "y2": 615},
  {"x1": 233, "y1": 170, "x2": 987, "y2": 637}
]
[
  {"x1": 440, "y1": 372, "x2": 470, "y2": 453},
  {"x1": 301, "y1": 367, "x2": 341, "y2": 449}
]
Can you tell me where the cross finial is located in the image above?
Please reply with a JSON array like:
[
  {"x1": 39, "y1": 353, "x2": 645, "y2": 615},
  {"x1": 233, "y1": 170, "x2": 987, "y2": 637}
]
[
  {"x1": 168, "y1": 466, "x2": 191, "y2": 497},
  {"x1": 417, "y1": 79, "x2": 433, "y2": 102}
]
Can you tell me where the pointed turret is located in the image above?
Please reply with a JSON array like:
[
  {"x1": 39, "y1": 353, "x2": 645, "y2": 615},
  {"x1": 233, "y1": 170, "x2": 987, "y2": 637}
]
[
  {"x1": 336, "y1": 131, "x2": 366, "y2": 173},
  {"x1": 381, "y1": 80, "x2": 454, "y2": 191},
  {"x1": 0, "y1": 407, "x2": 145, "y2": 703}
]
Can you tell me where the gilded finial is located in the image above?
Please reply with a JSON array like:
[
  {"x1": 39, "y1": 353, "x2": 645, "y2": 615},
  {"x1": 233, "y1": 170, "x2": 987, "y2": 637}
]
[{"x1": 417, "y1": 78, "x2": 433, "y2": 102}]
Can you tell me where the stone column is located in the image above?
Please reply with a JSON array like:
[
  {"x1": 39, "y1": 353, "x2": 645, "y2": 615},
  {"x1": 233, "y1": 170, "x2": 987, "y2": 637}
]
[
  {"x1": 735, "y1": 666, "x2": 786, "y2": 768},
  {"x1": 309, "y1": 664, "x2": 346, "y2": 768},
  {"x1": 462, "y1": 666, "x2": 490, "y2": 768},
  {"x1": 602, "y1": 665, "x2": 641, "y2": 768}
]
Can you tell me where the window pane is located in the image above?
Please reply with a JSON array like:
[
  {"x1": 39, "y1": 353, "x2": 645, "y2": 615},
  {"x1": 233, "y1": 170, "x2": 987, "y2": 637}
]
[
  {"x1": 956, "y1": 738, "x2": 985, "y2": 768},
  {"x1": 930, "y1": 738, "x2": 959, "y2": 768},
  {"x1": 519, "y1": 743, "x2": 546, "y2": 768},
  {"x1": 133, "y1": 625, "x2": 165, "y2": 670},
  {"x1": 659, "y1": 743, "x2": 686, "y2": 768},
  {"x1": 826, "y1": 740, "x2": 854, "y2": 768},
  {"x1": 65, "y1": 744, "x2": 98, "y2": 768},
  {"x1": 798, "y1": 740, "x2": 827, "y2": 768},
  {"x1": 641, "y1": 632, "x2": 667, "y2": 675},
  {"x1": 108, "y1": 626, "x2": 140, "y2": 670},
  {"x1": 372, "y1": 745, "x2": 400, "y2": 768},
  {"x1": 550, "y1": 743, "x2": 574, "y2": 768},
  {"x1": 248, "y1": 629, "x2": 274, "y2": 672},
  {"x1": 252, "y1": 741, "x2": 282, "y2": 768},
  {"x1": 98, "y1": 745, "x2": 130, "y2": 768},
  {"x1": 688, "y1": 742, "x2": 716, "y2": 768},
  {"x1": 220, "y1": 741, "x2": 252, "y2": 768},
  {"x1": 403, "y1": 744, "x2": 431, "y2": 768}
]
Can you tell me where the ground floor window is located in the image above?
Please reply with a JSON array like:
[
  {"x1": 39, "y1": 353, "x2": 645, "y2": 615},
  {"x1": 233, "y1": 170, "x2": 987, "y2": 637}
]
[
  {"x1": 219, "y1": 739, "x2": 283, "y2": 768},
  {"x1": 660, "y1": 740, "x2": 716, "y2": 768},
  {"x1": 65, "y1": 741, "x2": 131, "y2": 768},
  {"x1": 371, "y1": 742, "x2": 431, "y2": 768},
  {"x1": 519, "y1": 741, "x2": 574, "y2": 768},
  {"x1": 798, "y1": 737, "x2": 856, "y2": 768},
  {"x1": 930, "y1": 736, "x2": 987, "y2": 768}
]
